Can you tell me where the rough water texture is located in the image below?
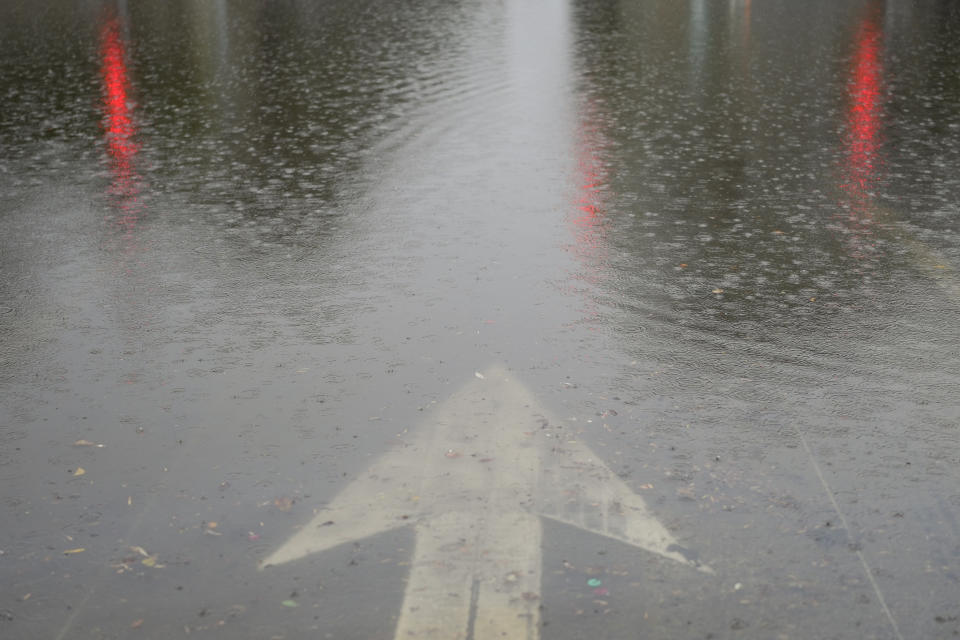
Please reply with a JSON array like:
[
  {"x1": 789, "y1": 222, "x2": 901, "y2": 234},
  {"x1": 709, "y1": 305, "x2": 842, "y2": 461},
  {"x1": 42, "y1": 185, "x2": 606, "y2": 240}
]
[{"x1": 1, "y1": 0, "x2": 959, "y2": 638}]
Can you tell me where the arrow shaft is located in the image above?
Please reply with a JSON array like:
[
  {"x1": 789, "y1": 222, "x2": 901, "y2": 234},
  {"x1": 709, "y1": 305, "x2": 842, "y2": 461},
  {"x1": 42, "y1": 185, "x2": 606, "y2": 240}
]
[{"x1": 396, "y1": 511, "x2": 542, "y2": 640}]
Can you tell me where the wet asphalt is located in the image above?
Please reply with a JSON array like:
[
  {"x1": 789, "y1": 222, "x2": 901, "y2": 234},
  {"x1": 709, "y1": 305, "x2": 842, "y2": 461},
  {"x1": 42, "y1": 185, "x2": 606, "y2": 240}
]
[{"x1": 1, "y1": 0, "x2": 959, "y2": 638}]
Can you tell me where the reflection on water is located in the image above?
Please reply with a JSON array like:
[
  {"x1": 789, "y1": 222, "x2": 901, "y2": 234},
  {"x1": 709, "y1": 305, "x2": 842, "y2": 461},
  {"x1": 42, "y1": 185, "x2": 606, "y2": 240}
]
[
  {"x1": 1, "y1": 1, "x2": 960, "y2": 639},
  {"x1": 837, "y1": 5, "x2": 885, "y2": 259},
  {"x1": 687, "y1": 0, "x2": 707, "y2": 91},
  {"x1": 100, "y1": 10, "x2": 143, "y2": 251},
  {"x1": 566, "y1": 97, "x2": 609, "y2": 327},
  {"x1": 731, "y1": 0, "x2": 751, "y2": 45}
]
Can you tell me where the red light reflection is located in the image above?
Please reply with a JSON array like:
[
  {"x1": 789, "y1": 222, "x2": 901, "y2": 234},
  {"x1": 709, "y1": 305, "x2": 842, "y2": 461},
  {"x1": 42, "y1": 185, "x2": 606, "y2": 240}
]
[
  {"x1": 566, "y1": 98, "x2": 610, "y2": 326},
  {"x1": 838, "y1": 9, "x2": 884, "y2": 258},
  {"x1": 742, "y1": 0, "x2": 751, "y2": 48},
  {"x1": 100, "y1": 14, "x2": 142, "y2": 244}
]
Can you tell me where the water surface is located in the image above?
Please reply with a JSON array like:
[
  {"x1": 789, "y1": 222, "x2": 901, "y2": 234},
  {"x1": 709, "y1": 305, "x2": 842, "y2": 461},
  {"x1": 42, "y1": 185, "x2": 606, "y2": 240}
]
[{"x1": 2, "y1": 0, "x2": 959, "y2": 638}]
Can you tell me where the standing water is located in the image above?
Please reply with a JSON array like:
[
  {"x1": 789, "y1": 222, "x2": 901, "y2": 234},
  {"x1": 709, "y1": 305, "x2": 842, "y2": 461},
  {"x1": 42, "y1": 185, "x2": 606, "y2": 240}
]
[{"x1": 1, "y1": 0, "x2": 959, "y2": 638}]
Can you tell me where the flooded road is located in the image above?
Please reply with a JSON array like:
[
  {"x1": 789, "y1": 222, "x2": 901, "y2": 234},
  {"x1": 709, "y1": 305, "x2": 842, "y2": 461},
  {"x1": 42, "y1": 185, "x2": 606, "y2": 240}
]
[{"x1": 2, "y1": 0, "x2": 959, "y2": 638}]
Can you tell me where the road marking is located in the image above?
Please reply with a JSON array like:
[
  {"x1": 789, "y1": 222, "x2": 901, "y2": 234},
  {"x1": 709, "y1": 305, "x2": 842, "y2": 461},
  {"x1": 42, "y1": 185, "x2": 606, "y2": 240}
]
[
  {"x1": 865, "y1": 204, "x2": 960, "y2": 300},
  {"x1": 798, "y1": 431, "x2": 904, "y2": 640},
  {"x1": 261, "y1": 366, "x2": 709, "y2": 639}
]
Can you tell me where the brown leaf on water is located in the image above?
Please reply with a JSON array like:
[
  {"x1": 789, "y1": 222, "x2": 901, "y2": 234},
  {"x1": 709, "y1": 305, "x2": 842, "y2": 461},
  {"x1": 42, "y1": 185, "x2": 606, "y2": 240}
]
[
  {"x1": 273, "y1": 497, "x2": 294, "y2": 512},
  {"x1": 131, "y1": 619, "x2": 144, "y2": 629},
  {"x1": 73, "y1": 467, "x2": 86, "y2": 476}
]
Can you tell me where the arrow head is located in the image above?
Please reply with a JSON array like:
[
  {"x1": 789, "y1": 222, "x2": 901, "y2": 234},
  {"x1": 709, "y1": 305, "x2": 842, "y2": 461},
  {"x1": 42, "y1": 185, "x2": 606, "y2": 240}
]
[{"x1": 261, "y1": 366, "x2": 710, "y2": 575}]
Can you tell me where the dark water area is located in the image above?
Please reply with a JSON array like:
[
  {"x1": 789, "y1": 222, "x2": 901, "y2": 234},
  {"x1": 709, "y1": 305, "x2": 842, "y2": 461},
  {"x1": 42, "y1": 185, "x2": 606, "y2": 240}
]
[{"x1": 2, "y1": 0, "x2": 959, "y2": 638}]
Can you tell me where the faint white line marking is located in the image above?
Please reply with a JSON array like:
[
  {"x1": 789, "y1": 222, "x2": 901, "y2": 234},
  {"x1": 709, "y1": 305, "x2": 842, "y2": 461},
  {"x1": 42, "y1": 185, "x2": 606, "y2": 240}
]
[
  {"x1": 798, "y1": 430, "x2": 904, "y2": 640},
  {"x1": 54, "y1": 502, "x2": 151, "y2": 640}
]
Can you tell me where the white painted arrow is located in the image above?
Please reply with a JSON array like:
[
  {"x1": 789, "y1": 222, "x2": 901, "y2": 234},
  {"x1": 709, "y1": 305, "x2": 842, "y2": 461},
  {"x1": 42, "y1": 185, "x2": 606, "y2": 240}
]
[{"x1": 261, "y1": 366, "x2": 710, "y2": 639}]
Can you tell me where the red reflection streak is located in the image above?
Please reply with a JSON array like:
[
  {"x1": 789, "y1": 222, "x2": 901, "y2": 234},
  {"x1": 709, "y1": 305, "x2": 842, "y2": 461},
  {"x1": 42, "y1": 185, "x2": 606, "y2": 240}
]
[
  {"x1": 566, "y1": 98, "x2": 609, "y2": 326},
  {"x1": 839, "y1": 11, "x2": 883, "y2": 257},
  {"x1": 743, "y1": 0, "x2": 751, "y2": 46},
  {"x1": 100, "y1": 15, "x2": 141, "y2": 242}
]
